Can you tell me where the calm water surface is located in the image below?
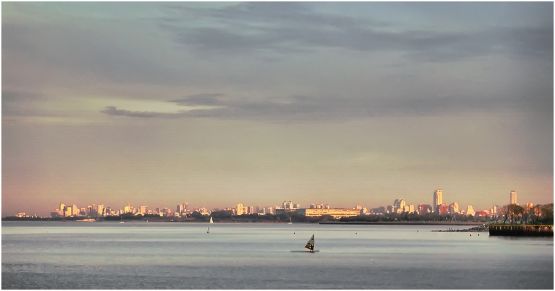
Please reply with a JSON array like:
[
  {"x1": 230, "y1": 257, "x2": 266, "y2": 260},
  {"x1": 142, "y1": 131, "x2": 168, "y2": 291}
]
[{"x1": 2, "y1": 221, "x2": 553, "y2": 289}]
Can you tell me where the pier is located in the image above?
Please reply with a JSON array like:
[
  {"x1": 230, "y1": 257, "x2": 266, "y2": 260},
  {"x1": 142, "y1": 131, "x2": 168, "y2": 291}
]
[{"x1": 489, "y1": 224, "x2": 553, "y2": 236}]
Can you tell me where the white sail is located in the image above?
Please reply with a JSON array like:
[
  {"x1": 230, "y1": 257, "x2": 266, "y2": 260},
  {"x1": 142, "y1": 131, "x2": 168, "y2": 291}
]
[{"x1": 209, "y1": 217, "x2": 214, "y2": 224}]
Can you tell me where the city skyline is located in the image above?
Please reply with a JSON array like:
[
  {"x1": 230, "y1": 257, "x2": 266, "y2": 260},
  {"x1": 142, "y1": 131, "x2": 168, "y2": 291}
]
[
  {"x1": 3, "y1": 3, "x2": 553, "y2": 216},
  {"x1": 9, "y1": 188, "x2": 545, "y2": 217}
]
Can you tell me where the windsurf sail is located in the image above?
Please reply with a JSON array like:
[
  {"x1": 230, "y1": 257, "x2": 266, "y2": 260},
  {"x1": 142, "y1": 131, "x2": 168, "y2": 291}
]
[{"x1": 305, "y1": 234, "x2": 315, "y2": 251}]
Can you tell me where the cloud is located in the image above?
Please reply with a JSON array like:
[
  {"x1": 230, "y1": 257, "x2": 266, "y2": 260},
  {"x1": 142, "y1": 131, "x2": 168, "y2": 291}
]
[
  {"x1": 161, "y1": 3, "x2": 552, "y2": 61},
  {"x1": 100, "y1": 91, "x2": 550, "y2": 121}
]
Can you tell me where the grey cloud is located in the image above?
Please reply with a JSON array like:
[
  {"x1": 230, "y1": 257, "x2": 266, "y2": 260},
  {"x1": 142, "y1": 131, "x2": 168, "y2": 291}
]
[
  {"x1": 162, "y1": 3, "x2": 552, "y2": 61},
  {"x1": 101, "y1": 106, "x2": 187, "y2": 118},
  {"x1": 101, "y1": 93, "x2": 549, "y2": 121}
]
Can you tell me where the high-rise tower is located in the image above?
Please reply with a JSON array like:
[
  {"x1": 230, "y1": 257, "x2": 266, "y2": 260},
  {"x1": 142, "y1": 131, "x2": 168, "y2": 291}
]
[
  {"x1": 433, "y1": 188, "x2": 443, "y2": 213},
  {"x1": 510, "y1": 190, "x2": 518, "y2": 205}
]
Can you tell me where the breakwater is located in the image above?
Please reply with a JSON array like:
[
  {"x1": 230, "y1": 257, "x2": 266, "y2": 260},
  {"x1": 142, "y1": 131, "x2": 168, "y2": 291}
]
[{"x1": 489, "y1": 224, "x2": 553, "y2": 236}]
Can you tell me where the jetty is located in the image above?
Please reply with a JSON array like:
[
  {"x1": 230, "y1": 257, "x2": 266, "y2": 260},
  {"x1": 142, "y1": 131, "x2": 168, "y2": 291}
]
[{"x1": 489, "y1": 224, "x2": 553, "y2": 236}]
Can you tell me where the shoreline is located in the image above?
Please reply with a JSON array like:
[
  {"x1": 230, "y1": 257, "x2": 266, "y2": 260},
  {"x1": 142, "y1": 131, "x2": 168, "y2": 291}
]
[{"x1": 319, "y1": 221, "x2": 485, "y2": 225}]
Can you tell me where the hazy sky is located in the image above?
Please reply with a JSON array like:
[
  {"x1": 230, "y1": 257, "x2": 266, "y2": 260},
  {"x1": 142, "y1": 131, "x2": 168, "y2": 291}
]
[{"x1": 3, "y1": 2, "x2": 553, "y2": 215}]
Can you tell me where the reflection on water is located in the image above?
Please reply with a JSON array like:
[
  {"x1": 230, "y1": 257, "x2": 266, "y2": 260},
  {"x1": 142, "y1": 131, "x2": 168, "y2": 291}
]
[{"x1": 2, "y1": 221, "x2": 553, "y2": 289}]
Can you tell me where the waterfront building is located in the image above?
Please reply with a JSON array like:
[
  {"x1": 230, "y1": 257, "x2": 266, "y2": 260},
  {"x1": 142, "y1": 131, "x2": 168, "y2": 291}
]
[
  {"x1": 97, "y1": 204, "x2": 105, "y2": 217},
  {"x1": 176, "y1": 202, "x2": 188, "y2": 215},
  {"x1": 525, "y1": 202, "x2": 534, "y2": 210},
  {"x1": 433, "y1": 188, "x2": 443, "y2": 213},
  {"x1": 370, "y1": 207, "x2": 386, "y2": 215},
  {"x1": 490, "y1": 204, "x2": 498, "y2": 216},
  {"x1": 417, "y1": 204, "x2": 432, "y2": 214},
  {"x1": 236, "y1": 203, "x2": 245, "y2": 215},
  {"x1": 466, "y1": 205, "x2": 475, "y2": 216},
  {"x1": 282, "y1": 201, "x2": 294, "y2": 209},
  {"x1": 123, "y1": 204, "x2": 134, "y2": 214},
  {"x1": 438, "y1": 204, "x2": 449, "y2": 216},
  {"x1": 15, "y1": 212, "x2": 28, "y2": 218},
  {"x1": 393, "y1": 199, "x2": 407, "y2": 214},
  {"x1": 475, "y1": 210, "x2": 489, "y2": 217},
  {"x1": 449, "y1": 202, "x2": 460, "y2": 214},
  {"x1": 58, "y1": 203, "x2": 65, "y2": 216},
  {"x1": 139, "y1": 205, "x2": 148, "y2": 215},
  {"x1": 310, "y1": 203, "x2": 330, "y2": 209},
  {"x1": 63, "y1": 205, "x2": 71, "y2": 217},
  {"x1": 510, "y1": 190, "x2": 518, "y2": 205},
  {"x1": 408, "y1": 204, "x2": 415, "y2": 214},
  {"x1": 72, "y1": 204, "x2": 79, "y2": 216},
  {"x1": 386, "y1": 205, "x2": 394, "y2": 214},
  {"x1": 300, "y1": 208, "x2": 361, "y2": 219}
]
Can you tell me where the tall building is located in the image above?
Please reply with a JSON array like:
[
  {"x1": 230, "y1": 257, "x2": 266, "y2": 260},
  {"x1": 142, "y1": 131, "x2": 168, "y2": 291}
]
[
  {"x1": 433, "y1": 188, "x2": 443, "y2": 213},
  {"x1": 71, "y1": 204, "x2": 80, "y2": 216},
  {"x1": 393, "y1": 199, "x2": 407, "y2": 214},
  {"x1": 139, "y1": 205, "x2": 148, "y2": 215},
  {"x1": 58, "y1": 203, "x2": 66, "y2": 216},
  {"x1": 449, "y1": 202, "x2": 460, "y2": 214},
  {"x1": 510, "y1": 190, "x2": 518, "y2": 205},
  {"x1": 236, "y1": 203, "x2": 245, "y2": 215},
  {"x1": 466, "y1": 205, "x2": 475, "y2": 216},
  {"x1": 97, "y1": 204, "x2": 105, "y2": 217},
  {"x1": 176, "y1": 202, "x2": 188, "y2": 214}
]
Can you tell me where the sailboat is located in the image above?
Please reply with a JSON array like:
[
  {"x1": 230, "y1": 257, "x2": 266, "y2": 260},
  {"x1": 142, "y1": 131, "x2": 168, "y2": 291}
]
[
  {"x1": 305, "y1": 234, "x2": 318, "y2": 253},
  {"x1": 288, "y1": 217, "x2": 293, "y2": 225},
  {"x1": 209, "y1": 217, "x2": 214, "y2": 224}
]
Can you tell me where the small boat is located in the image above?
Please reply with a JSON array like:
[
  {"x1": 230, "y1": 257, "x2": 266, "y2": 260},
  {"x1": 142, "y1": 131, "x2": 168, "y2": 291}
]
[
  {"x1": 209, "y1": 217, "x2": 214, "y2": 224},
  {"x1": 305, "y1": 234, "x2": 318, "y2": 253}
]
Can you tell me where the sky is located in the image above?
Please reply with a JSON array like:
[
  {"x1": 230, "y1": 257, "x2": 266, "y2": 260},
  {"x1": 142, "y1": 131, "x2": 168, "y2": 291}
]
[{"x1": 2, "y1": 2, "x2": 553, "y2": 216}]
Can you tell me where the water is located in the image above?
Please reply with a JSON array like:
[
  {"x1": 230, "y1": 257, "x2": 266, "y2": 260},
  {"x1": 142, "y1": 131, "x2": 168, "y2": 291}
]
[{"x1": 2, "y1": 221, "x2": 553, "y2": 289}]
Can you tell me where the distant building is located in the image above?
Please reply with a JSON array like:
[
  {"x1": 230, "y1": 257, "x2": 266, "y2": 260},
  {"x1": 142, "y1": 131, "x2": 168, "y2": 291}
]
[
  {"x1": 393, "y1": 199, "x2": 407, "y2": 214},
  {"x1": 15, "y1": 212, "x2": 28, "y2": 218},
  {"x1": 72, "y1": 204, "x2": 79, "y2": 216},
  {"x1": 510, "y1": 190, "x2": 518, "y2": 205},
  {"x1": 309, "y1": 203, "x2": 330, "y2": 209},
  {"x1": 433, "y1": 188, "x2": 443, "y2": 213},
  {"x1": 490, "y1": 205, "x2": 498, "y2": 216},
  {"x1": 449, "y1": 202, "x2": 460, "y2": 214},
  {"x1": 176, "y1": 202, "x2": 188, "y2": 215},
  {"x1": 97, "y1": 204, "x2": 105, "y2": 217},
  {"x1": 300, "y1": 208, "x2": 360, "y2": 219},
  {"x1": 475, "y1": 210, "x2": 489, "y2": 217},
  {"x1": 139, "y1": 205, "x2": 148, "y2": 215},
  {"x1": 370, "y1": 207, "x2": 386, "y2": 215},
  {"x1": 438, "y1": 204, "x2": 449, "y2": 216},
  {"x1": 236, "y1": 203, "x2": 245, "y2": 215},
  {"x1": 466, "y1": 205, "x2": 475, "y2": 216},
  {"x1": 58, "y1": 203, "x2": 65, "y2": 216},
  {"x1": 525, "y1": 202, "x2": 534, "y2": 210},
  {"x1": 417, "y1": 204, "x2": 432, "y2": 214}
]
